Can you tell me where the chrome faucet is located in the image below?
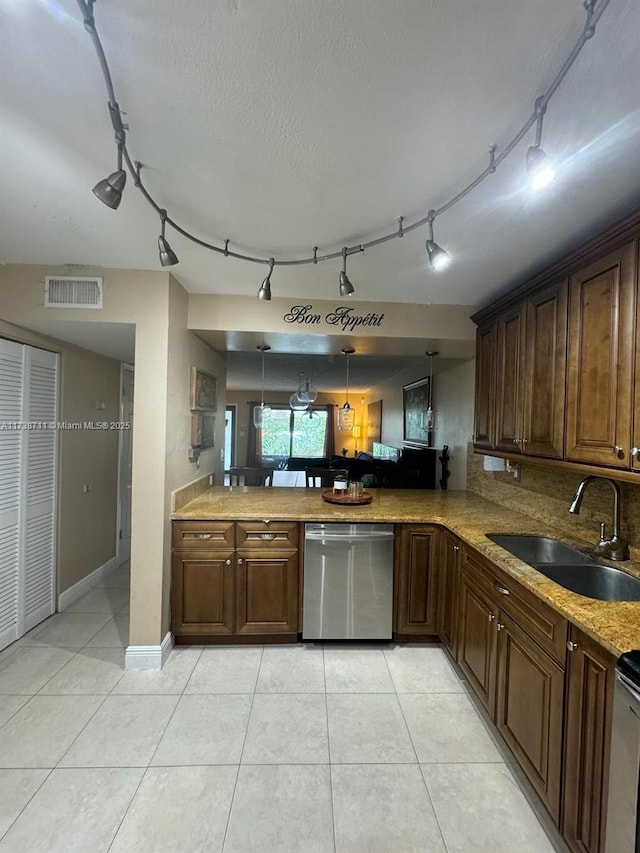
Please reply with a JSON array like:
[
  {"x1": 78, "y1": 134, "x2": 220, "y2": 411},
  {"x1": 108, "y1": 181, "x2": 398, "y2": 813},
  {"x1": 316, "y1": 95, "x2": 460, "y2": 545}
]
[{"x1": 568, "y1": 476, "x2": 629, "y2": 561}]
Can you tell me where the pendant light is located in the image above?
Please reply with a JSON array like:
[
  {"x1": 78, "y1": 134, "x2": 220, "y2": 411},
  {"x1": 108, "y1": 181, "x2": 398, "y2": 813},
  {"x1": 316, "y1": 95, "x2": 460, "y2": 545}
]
[
  {"x1": 253, "y1": 344, "x2": 272, "y2": 428},
  {"x1": 337, "y1": 347, "x2": 356, "y2": 430},
  {"x1": 92, "y1": 143, "x2": 127, "y2": 210},
  {"x1": 423, "y1": 350, "x2": 438, "y2": 440},
  {"x1": 295, "y1": 374, "x2": 318, "y2": 404}
]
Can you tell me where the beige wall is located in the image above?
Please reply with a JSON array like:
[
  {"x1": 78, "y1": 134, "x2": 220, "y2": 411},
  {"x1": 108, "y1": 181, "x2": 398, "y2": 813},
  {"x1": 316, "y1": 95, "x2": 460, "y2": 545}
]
[
  {"x1": 226, "y1": 389, "x2": 368, "y2": 466},
  {"x1": 0, "y1": 318, "x2": 121, "y2": 593},
  {"x1": 0, "y1": 265, "x2": 226, "y2": 648}
]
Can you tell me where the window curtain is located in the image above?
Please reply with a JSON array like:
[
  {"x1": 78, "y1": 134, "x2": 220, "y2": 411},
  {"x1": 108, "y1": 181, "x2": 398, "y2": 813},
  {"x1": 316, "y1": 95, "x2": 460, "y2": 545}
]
[
  {"x1": 323, "y1": 404, "x2": 336, "y2": 457},
  {"x1": 246, "y1": 402, "x2": 261, "y2": 466}
]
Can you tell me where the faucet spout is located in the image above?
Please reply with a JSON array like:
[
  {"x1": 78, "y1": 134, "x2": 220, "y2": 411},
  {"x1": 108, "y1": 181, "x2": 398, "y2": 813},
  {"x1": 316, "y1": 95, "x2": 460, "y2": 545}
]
[{"x1": 567, "y1": 476, "x2": 629, "y2": 560}]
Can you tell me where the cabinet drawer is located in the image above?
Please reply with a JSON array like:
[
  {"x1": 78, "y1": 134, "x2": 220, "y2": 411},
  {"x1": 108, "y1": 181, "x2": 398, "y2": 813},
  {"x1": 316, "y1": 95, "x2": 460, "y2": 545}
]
[
  {"x1": 462, "y1": 545, "x2": 568, "y2": 666},
  {"x1": 172, "y1": 520, "x2": 235, "y2": 550},
  {"x1": 236, "y1": 521, "x2": 298, "y2": 549}
]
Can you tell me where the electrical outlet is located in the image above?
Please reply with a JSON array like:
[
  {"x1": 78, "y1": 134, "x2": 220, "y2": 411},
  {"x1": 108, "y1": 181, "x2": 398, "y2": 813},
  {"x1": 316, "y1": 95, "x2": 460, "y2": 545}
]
[{"x1": 82, "y1": 484, "x2": 90, "y2": 493}]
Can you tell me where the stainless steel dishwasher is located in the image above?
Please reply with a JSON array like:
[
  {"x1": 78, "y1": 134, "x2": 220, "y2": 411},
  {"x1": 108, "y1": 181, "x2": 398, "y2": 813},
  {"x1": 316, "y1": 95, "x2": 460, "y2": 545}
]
[
  {"x1": 303, "y1": 523, "x2": 394, "y2": 640},
  {"x1": 606, "y1": 651, "x2": 640, "y2": 853}
]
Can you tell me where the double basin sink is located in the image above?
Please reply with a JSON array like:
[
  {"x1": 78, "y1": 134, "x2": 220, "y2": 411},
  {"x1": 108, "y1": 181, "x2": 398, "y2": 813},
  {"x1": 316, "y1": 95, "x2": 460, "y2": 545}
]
[{"x1": 487, "y1": 534, "x2": 640, "y2": 601}]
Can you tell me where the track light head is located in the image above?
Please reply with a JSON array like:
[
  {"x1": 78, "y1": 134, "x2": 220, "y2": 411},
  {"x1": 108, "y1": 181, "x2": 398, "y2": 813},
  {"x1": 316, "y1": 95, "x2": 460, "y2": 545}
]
[
  {"x1": 339, "y1": 271, "x2": 355, "y2": 296},
  {"x1": 157, "y1": 210, "x2": 179, "y2": 266},
  {"x1": 526, "y1": 145, "x2": 556, "y2": 189},
  {"x1": 257, "y1": 259, "x2": 275, "y2": 301},
  {"x1": 426, "y1": 239, "x2": 451, "y2": 271},
  {"x1": 92, "y1": 168, "x2": 126, "y2": 209}
]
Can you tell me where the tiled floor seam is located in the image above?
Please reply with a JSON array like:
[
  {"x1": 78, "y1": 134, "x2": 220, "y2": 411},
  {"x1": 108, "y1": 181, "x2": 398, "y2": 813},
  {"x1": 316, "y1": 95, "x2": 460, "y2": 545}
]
[
  {"x1": 220, "y1": 645, "x2": 265, "y2": 851},
  {"x1": 104, "y1": 768, "x2": 148, "y2": 853},
  {"x1": 322, "y1": 646, "x2": 338, "y2": 853},
  {"x1": 0, "y1": 767, "x2": 54, "y2": 843}
]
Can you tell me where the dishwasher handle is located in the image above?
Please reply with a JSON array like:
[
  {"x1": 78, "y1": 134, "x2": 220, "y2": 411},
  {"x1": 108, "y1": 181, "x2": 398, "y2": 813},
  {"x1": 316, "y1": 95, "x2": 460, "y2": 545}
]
[
  {"x1": 305, "y1": 531, "x2": 395, "y2": 543},
  {"x1": 618, "y1": 671, "x2": 640, "y2": 710}
]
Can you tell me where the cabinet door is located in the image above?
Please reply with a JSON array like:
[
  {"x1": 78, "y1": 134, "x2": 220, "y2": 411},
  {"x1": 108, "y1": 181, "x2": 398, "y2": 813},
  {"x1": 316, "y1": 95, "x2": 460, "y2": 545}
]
[
  {"x1": 473, "y1": 320, "x2": 497, "y2": 450},
  {"x1": 171, "y1": 550, "x2": 234, "y2": 636},
  {"x1": 396, "y1": 526, "x2": 439, "y2": 637},
  {"x1": 562, "y1": 627, "x2": 615, "y2": 853},
  {"x1": 457, "y1": 569, "x2": 497, "y2": 716},
  {"x1": 523, "y1": 279, "x2": 568, "y2": 458},
  {"x1": 236, "y1": 549, "x2": 299, "y2": 635},
  {"x1": 495, "y1": 305, "x2": 525, "y2": 453},
  {"x1": 495, "y1": 612, "x2": 564, "y2": 823},
  {"x1": 566, "y1": 241, "x2": 636, "y2": 467},
  {"x1": 438, "y1": 531, "x2": 460, "y2": 656}
]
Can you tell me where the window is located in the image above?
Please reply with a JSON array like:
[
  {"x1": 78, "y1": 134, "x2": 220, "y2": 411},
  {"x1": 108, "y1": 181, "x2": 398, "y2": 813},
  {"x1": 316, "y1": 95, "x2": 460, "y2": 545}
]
[{"x1": 260, "y1": 407, "x2": 329, "y2": 464}]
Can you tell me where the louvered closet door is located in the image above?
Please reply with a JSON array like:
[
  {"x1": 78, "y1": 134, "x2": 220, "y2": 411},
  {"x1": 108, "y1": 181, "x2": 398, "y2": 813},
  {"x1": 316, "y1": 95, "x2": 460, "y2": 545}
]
[
  {"x1": 0, "y1": 340, "x2": 24, "y2": 650},
  {"x1": 20, "y1": 347, "x2": 58, "y2": 634}
]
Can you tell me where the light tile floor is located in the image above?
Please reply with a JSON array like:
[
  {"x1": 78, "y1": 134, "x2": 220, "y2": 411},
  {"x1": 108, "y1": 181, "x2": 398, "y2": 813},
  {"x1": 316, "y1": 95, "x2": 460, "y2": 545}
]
[{"x1": 0, "y1": 562, "x2": 566, "y2": 852}]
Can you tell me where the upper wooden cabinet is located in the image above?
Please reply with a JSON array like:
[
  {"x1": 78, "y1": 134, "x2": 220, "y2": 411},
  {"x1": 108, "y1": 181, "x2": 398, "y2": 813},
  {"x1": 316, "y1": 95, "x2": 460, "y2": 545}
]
[
  {"x1": 473, "y1": 320, "x2": 497, "y2": 450},
  {"x1": 566, "y1": 241, "x2": 637, "y2": 468},
  {"x1": 495, "y1": 280, "x2": 568, "y2": 458}
]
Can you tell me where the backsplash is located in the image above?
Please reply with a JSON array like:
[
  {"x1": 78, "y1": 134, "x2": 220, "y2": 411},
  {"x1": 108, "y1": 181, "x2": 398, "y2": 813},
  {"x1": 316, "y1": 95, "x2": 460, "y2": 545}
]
[{"x1": 466, "y1": 446, "x2": 640, "y2": 559}]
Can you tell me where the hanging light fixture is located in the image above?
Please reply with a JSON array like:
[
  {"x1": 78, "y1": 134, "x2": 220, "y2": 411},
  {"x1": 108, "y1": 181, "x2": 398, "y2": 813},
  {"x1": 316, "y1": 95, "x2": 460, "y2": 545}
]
[
  {"x1": 253, "y1": 344, "x2": 272, "y2": 428},
  {"x1": 337, "y1": 347, "x2": 356, "y2": 430},
  {"x1": 425, "y1": 211, "x2": 451, "y2": 271},
  {"x1": 422, "y1": 350, "x2": 438, "y2": 440},
  {"x1": 92, "y1": 143, "x2": 127, "y2": 210},
  {"x1": 289, "y1": 372, "x2": 310, "y2": 411},
  {"x1": 158, "y1": 209, "x2": 179, "y2": 266},
  {"x1": 295, "y1": 374, "x2": 318, "y2": 404},
  {"x1": 257, "y1": 259, "x2": 275, "y2": 301},
  {"x1": 339, "y1": 248, "x2": 355, "y2": 296},
  {"x1": 526, "y1": 97, "x2": 556, "y2": 190}
]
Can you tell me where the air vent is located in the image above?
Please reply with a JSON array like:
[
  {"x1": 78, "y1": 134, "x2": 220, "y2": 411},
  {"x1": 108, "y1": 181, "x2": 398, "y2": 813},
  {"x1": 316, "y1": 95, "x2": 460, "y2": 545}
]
[{"x1": 44, "y1": 276, "x2": 103, "y2": 309}]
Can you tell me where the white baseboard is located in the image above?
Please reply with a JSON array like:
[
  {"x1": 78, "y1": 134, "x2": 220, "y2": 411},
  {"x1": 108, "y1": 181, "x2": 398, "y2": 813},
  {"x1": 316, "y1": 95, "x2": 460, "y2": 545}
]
[
  {"x1": 125, "y1": 632, "x2": 174, "y2": 671},
  {"x1": 58, "y1": 555, "x2": 121, "y2": 611}
]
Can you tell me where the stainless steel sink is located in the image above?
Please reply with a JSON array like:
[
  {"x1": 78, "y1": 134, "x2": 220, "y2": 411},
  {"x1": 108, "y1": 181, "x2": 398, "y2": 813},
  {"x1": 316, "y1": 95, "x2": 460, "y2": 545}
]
[
  {"x1": 487, "y1": 533, "x2": 640, "y2": 601},
  {"x1": 486, "y1": 534, "x2": 595, "y2": 565},
  {"x1": 530, "y1": 563, "x2": 640, "y2": 601}
]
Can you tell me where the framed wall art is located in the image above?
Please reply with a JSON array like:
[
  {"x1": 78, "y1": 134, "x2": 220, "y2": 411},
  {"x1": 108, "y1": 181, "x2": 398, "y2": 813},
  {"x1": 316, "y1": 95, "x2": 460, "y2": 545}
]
[
  {"x1": 190, "y1": 367, "x2": 217, "y2": 412},
  {"x1": 191, "y1": 413, "x2": 216, "y2": 449},
  {"x1": 403, "y1": 376, "x2": 431, "y2": 446}
]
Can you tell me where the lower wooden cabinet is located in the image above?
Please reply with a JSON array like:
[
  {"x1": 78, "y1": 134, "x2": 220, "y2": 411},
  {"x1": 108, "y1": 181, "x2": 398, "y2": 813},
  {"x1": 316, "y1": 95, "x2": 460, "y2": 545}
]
[
  {"x1": 236, "y1": 549, "x2": 298, "y2": 634},
  {"x1": 172, "y1": 521, "x2": 299, "y2": 641},
  {"x1": 395, "y1": 525, "x2": 440, "y2": 639},
  {"x1": 438, "y1": 531, "x2": 460, "y2": 656},
  {"x1": 457, "y1": 566, "x2": 498, "y2": 716},
  {"x1": 562, "y1": 626, "x2": 616, "y2": 853},
  {"x1": 496, "y1": 611, "x2": 564, "y2": 822}
]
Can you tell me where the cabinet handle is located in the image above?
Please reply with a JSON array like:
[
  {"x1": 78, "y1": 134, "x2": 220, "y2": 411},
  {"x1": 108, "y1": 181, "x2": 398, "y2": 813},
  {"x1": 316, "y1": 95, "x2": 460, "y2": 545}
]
[
  {"x1": 494, "y1": 585, "x2": 510, "y2": 596},
  {"x1": 521, "y1": 438, "x2": 527, "y2": 446},
  {"x1": 225, "y1": 559, "x2": 231, "y2": 565},
  {"x1": 453, "y1": 545, "x2": 460, "y2": 552},
  {"x1": 632, "y1": 447, "x2": 639, "y2": 458},
  {"x1": 488, "y1": 614, "x2": 495, "y2": 622},
  {"x1": 567, "y1": 641, "x2": 578, "y2": 652},
  {"x1": 496, "y1": 623, "x2": 504, "y2": 631},
  {"x1": 513, "y1": 438, "x2": 520, "y2": 446},
  {"x1": 613, "y1": 445, "x2": 624, "y2": 456},
  {"x1": 184, "y1": 532, "x2": 213, "y2": 540},
  {"x1": 260, "y1": 533, "x2": 276, "y2": 540},
  {"x1": 237, "y1": 557, "x2": 243, "y2": 564}
]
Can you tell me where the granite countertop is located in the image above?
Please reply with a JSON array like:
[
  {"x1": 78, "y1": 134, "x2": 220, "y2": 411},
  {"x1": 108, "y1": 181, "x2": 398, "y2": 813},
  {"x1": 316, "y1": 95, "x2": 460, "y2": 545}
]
[{"x1": 173, "y1": 486, "x2": 640, "y2": 657}]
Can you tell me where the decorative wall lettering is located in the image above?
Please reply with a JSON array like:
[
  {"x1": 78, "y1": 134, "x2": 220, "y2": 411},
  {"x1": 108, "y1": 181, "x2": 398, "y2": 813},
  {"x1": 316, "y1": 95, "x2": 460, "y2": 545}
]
[{"x1": 283, "y1": 304, "x2": 385, "y2": 331}]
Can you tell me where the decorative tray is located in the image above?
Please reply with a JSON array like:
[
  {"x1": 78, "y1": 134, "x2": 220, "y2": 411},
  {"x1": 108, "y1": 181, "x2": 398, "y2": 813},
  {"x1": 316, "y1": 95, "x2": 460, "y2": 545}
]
[{"x1": 321, "y1": 490, "x2": 373, "y2": 506}]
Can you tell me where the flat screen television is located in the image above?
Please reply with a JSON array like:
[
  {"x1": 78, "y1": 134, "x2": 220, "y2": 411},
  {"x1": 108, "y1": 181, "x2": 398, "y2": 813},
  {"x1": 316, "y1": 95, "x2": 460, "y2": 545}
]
[{"x1": 372, "y1": 442, "x2": 400, "y2": 462}]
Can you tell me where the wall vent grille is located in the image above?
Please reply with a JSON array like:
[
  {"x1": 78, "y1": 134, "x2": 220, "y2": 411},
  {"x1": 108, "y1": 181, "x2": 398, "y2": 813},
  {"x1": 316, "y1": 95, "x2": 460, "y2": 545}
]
[{"x1": 44, "y1": 276, "x2": 103, "y2": 309}]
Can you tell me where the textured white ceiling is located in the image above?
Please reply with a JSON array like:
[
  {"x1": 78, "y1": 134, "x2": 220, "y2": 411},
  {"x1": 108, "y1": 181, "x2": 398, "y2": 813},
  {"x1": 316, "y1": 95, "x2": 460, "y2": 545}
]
[{"x1": 1, "y1": 0, "x2": 640, "y2": 310}]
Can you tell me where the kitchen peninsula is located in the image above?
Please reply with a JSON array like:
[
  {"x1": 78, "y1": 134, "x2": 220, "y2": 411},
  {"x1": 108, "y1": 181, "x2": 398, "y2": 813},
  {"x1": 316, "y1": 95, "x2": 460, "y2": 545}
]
[{"x1": 173, "y1": 485, "x2": 640, "y2": 850}]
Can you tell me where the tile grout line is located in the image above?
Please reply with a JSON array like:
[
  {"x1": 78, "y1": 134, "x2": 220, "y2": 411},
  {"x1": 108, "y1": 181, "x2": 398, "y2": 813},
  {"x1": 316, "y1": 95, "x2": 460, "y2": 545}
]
[
  {"x1": 220, "y1": 644, "x2": 265, "y2": 852},
  {"x1": 323, "y1": 644, "x2": 338, "y2": 853},
  {"x1": 0, "y1": 767, "x2": 55, "y2": 843}
]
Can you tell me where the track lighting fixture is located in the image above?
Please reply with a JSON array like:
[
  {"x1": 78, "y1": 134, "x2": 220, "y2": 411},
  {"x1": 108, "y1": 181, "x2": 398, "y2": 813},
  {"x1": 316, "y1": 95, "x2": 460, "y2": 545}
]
[
  {"x1": 158, "y1": 209, "x2": 179, "y2": 267},
  {"x1": 339, "y1": 248, "x2": 355, "y2": 297},
  {"x1": 337, "y1": 347, "x2": 356, "y2": 430},
  {"x1": 253, "y1": 344, "x2": 272, "y2": 428},
  {"x1": 80, "y1": 0, "x2": 607, "y2": 290},
  {"x1": 92, "y1": 144, "x2": 126, "y2": 210},
  {"x1": 526, "y1": 97, "x2": 556, "y2": 190},
  {"x1": 257, "y1": 259, "x2": 275, "y2": 301},
  {"x1": 425, "y1": 211, "x2": 451, "y2": 272}
]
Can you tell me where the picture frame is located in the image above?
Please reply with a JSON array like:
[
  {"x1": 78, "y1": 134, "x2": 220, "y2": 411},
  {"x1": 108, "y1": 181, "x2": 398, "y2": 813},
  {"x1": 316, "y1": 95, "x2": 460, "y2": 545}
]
[
  {"x1": 191, "y1": 413, "x2": 215, "y2": 449},
  {"x1": 190, "y1": 366, "x2": 217, "y2": 412},
  {"x1": 403, "y1": 376, "x2": 431, "y2": 446}
]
